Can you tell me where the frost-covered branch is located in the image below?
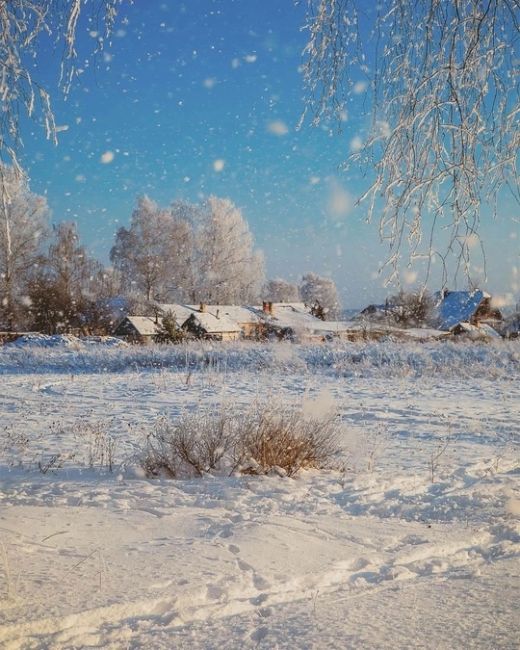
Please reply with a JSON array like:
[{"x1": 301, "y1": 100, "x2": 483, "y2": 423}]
[
  {"x1": 302, "y1": 0, "x2": 520, "y2": 284},
  {"x1": 0, "y1": 0, "x2": 121, "y2": 170}
]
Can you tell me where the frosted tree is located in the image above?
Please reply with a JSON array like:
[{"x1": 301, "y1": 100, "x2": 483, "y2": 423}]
[
  {"x1": 110, "y1": 196, "x2": 194, "y2": 302},
  {"x1": 0, "y1": 0, "x2": 120, "y2": 170},
  {"x1": 195, "y1": 196, "x2": 265, "y2": 304},
  {"x1": 264, "y1": 278, "x2": 301, "y2": 303},
  {"x1": 0, "y1": 167, "x2": 48, "y2": 330},
  {"x1": 302, "y1": 0, "x2": 520, "y2": 283},
  {"x1": 29, "y1": 222, "x2": 106, "y2": 333},
  {"x1": 300, "y1": 273, "x2": 341, "y2": 320}
]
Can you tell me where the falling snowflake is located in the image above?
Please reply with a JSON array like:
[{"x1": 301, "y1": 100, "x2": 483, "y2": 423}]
[{"x1": 100, "y1": 151, "x2": 115, "y2": 164}]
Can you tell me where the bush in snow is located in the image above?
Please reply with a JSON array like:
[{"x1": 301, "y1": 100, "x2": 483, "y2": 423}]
[
  {"x1": 142, "y1": 413, "x2": 235, "y2": 478},
  {"x1": 140, "y1": 407, "x2": 342, "y2": 479},
  {"x1": 235, "y1": 409, "x2": 341, "y2": 477}
]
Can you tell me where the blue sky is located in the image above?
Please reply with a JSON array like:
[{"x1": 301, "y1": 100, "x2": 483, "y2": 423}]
[{"x1": 20, "y1": 0, "x2": 519, "y2": 307}]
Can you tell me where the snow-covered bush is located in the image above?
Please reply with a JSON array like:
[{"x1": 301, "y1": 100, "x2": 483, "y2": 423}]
[
  {"x1": 140, "y1": 407, "x2": 342, "y2": 479},
  {"x1": 235, "y1": 410, "x2": 341, "y2": 477},
  {"x1": 142, "y1": 413, "x2": 235, "y2": 478}
]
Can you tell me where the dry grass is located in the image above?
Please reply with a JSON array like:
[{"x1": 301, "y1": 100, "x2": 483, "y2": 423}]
[{"x1": 141, "y1": 406, "x2": 342, "y2": 479}]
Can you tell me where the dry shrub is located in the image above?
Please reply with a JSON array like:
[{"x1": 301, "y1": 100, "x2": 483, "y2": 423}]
[
  {"x1": 235, "y1": 410, "x2": 341, "y2": 477},
  {"x1": 142, "y1": 413, "x2": 235, "y2": 478},
  {"x1": 141, "y1": 407, "x2": 342, "y2": 479}
]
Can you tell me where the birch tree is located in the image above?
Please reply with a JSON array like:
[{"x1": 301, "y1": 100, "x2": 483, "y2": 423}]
[
  {"x1": 264, "y1": 278, "x2": 301, "y2": 303},
  {"x1": 28, "y1": 222, "x2": 106, "y2": 333},
  {"x1": 300, "y1": 273, "x2": 341, "y2": 320},
  {"x1": 302, "y1": 0, "x2": 520, "y2": 283},
  {"x1": 110, "y1": 196, "x2": 194, "y2": 302},
  {"x1": 0, "y1": 167, "x2": 48, "y2": 329},
  {"x1": 195, "y1": 196, "x2": 265, "y2": 304}
]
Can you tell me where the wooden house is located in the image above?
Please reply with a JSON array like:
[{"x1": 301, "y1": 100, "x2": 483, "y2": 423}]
[
  {"x1": 112, "y1": 316, "x2": 160, "y2": 344},
  {"x1": 434, "y1": 290, "x2": 502, "y2": 331},
  {"x1": 182, "y1": 310, "x2": 241, "y2": 341}
]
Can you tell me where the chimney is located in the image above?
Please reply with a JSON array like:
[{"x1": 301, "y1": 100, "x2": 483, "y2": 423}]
[
  {"x1": 216, "y1": 309, "x2": 220, "y2": 319},
  {"x1": 268, "y1": 302, "x2": 273, "y2": 315},
  {"x1": 262, "y1": 301, "x2": 270, "y2": 314},
  {"x1": 199, "y1": 303, "x2": 206, "y2": 313}
]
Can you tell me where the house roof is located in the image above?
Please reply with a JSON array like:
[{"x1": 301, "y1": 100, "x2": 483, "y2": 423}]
[
  {"x1": 203, "y1": 305, "x2": 263, "y2": 325},
  {"x1": 256, "y1": 304, "x2": 342, "y2": 334},
  {"x1": 186, "y1": 312, "x2": 242, "y2": 334},
  {"x1": 122, "y1": 316, "x2": 160, "y2": 336},
  {"x1": 158, "y1": 304, "x2": 197, "y2": 325},
  {"x1": 435, "y1": 290, "x2": 489, "y2": 330}
]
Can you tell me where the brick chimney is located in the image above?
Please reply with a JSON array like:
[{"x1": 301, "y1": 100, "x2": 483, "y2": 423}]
[
  {"x1": 262, "y1": 301, "x2": 270, "y2": 314},
  {"x1": 199, "y1": 303, "x2": 206, "y2": 313},
  {"x1": 268, "y1": 302, "x2": 273, "y2": 315}
]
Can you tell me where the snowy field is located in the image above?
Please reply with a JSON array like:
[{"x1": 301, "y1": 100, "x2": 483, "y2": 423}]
[{"x1": 0, "y1": 340, "x2": 519, "y2": 649}]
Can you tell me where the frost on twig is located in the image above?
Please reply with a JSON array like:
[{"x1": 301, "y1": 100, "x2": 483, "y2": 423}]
[
  {"x1": 0, "y1": 0, "x2": 121, "y2": 171},
  {"x1": 301, "y1": 0, "x2": 519, "y2": 284}
]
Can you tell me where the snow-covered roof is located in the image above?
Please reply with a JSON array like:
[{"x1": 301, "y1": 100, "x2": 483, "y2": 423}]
[
  {"x1": 273, "y1": 302, "x2": 310, "y2": 314},
  {"x1": 159, "y1": 304, "x2": 263, "y2": 327},
  {"x1": 256, "y1": 304, "x2": 343, "y2": 334},
  {"x1": 186, "y1": 312, "x2": 242, "y2": 334},
  {"x1": 158, "y1": 304, "x2": 197, "y2": 325},
  {"x1": 477, "y1": 323, "x2": 502, "y2": 338},
  {"x1": 124, "y1": 316, "x2": 160, "y2": 336},
  {"x1": 203, "y1": 305, "x2": 262, "y2": 325},
  {"x1": 435, "y1": 290, "x2": 488, "y2": 330},
  {"x1": 254, "y1": 302, "x2": 311, "y2": 315},
  {"x1": 449, "y1": 321, "x2": 501, "y2": 339}
]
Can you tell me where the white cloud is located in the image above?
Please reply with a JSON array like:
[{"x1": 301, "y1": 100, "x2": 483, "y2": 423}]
[
  {"x1": 244, "y1": 54, "x2": 257, "y2": 63},
  {"x1": 213, "y1": 159, "x2": 225, "y2": 172}
]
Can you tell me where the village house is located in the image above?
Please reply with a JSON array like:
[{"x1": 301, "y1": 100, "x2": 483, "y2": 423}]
[
  {"x1": 182, "y1": 305, "x2": 242, "y2": 341},
  {"x1": 202, "y1": 305, "x2": 264, "y2": 339},
  {"x1": 255, "y1": 302, "x2": 349, "y2": 341},
  {"x1": 112, "y1": 316, "x2": 161, "y2": 344},
  {"x1": 434, "y1": 289, "x2": 502, "y2": 332},
  {"x1": 159, "y1": 303, "x2": 265, "y2": 339}
]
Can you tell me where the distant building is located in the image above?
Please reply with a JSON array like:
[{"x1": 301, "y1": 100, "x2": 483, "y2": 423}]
[
  {"x1": 159, "y1": 303, "x2": 265, "y2": 339},
  {"x1": 112, "y1": 316, "x2": 161, "y2": 344},
  {"x1": 182, "y1": 306, "x2": 242, "y2": 341},
  {"x1": 434, "y1": 290, "x2": 502, "y2": 331}
]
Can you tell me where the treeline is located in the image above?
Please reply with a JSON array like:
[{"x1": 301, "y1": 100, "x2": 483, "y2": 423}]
[{"x1": 0, "y1": 167, "x2": 341, "y2": 333}]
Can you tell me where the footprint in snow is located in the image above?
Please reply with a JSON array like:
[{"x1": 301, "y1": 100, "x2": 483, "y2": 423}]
[
  {"x1": 218, "y1": 525, "x2": 233, "y2": 539},
  {"x1": 249, "y1": 626, "x2": 269, "y2": 643},
  {"x1": 250, "y1": 592, "x2": 269, "y2": 606}
]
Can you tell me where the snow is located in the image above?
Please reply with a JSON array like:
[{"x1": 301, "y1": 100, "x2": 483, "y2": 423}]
[
  {"x1": 123, "y1": 316, "x2": 161, "y2": 337},
  {"x1": 159, "y1": 304, "x2": 263, "y2": 327},
  {"x1": 0, "y1": 340, "x2": 519, "y2": 648},
  {"x1": 186, "y1": 312, "x2": 242, "y2": 334},
  {"x1": 5, "y1": 334, "x2": 84, "y2": 349}
]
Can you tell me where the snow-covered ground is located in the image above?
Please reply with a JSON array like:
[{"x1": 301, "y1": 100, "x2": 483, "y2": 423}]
[{"x1": 1, "y1": 340, "x2": 519, "y2": 648}]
